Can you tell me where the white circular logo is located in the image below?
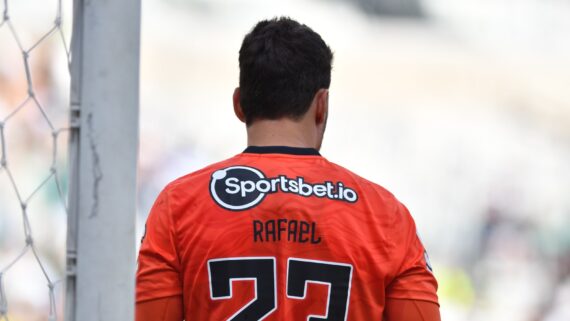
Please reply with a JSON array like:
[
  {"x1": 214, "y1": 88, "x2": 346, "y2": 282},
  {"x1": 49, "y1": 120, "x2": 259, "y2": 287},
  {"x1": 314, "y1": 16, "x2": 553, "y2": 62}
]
[{"x1": 209, "y1": 166, "x2": 267, "y2": 211}]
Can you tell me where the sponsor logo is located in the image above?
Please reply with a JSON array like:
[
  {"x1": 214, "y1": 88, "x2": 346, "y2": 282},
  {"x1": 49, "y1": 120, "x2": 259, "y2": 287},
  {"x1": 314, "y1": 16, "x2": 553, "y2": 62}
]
[{"x1": 210, "y1": 166, "x2": 358, "y2": 211}]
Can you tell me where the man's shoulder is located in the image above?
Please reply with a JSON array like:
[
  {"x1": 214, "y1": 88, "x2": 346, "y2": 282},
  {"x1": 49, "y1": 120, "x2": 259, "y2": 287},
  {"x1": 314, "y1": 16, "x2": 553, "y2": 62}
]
[{"x1": 161, "y1": 153, "x2": 402, "y2": 209}]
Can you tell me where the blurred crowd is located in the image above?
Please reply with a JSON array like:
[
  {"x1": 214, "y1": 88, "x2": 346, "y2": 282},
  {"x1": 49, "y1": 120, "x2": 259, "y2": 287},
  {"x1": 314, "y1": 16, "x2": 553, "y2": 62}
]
[{"x1": 1, "y1": 0, "x2": 570, "y2": 320}]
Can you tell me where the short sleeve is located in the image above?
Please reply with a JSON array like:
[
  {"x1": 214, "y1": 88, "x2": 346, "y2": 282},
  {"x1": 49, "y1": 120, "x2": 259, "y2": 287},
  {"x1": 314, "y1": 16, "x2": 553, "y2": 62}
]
[
  {"x1": 386, "y1": 202, "x2": 439, "y2": 305},
  {"x1": 136, "y1": 188, "x2": 183, "y2": 303}
]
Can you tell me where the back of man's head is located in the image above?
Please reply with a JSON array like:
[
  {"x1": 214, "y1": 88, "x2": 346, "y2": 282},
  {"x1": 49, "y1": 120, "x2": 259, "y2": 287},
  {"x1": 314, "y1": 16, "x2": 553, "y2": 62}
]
[{"x1": 238, "y1": 17, "x2": 333, "y2": 126}]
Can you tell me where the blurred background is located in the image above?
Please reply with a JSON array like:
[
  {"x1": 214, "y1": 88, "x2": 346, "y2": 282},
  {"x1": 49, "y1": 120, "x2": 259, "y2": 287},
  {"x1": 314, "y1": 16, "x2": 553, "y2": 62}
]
[{"x1": 1, "y1": 0, "x2": 569, "y2": 320}]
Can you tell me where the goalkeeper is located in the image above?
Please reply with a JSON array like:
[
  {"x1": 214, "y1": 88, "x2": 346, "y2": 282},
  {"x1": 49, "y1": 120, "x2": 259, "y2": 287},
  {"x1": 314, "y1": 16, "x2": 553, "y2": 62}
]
[{"x1": 136, "y1": 17, "x2": 440, "y2": 321}]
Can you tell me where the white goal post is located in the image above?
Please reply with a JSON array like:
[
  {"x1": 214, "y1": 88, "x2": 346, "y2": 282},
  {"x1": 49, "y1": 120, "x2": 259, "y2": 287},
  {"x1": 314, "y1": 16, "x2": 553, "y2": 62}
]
[{"x1": 66, "y1": 0, "x2": 141, "y2": 320}]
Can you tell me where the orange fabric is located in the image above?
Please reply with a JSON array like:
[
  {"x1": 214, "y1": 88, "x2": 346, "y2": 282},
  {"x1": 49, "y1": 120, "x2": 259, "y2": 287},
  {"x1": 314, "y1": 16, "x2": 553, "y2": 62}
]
[
  {"x1": 384, "y1": 299, "x2": 441, "y2": 321},
  {"x1": 136, "y1": 296, "x2": 183, "y2": 321},
  {"x1": 137, "y1": 151, "x2": 439, "y2": 320}
]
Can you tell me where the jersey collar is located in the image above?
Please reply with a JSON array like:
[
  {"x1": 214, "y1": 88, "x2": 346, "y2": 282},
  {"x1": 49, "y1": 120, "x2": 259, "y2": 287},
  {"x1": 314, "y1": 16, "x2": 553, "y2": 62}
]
[{"x1": 243, "y1": 146, "x2": 321, "y2": 156}]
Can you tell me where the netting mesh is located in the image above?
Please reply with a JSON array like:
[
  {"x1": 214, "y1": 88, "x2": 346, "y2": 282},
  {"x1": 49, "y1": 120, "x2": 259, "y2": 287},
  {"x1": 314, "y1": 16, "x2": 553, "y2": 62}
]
[{"x1": 0, "y1": 0, "x2": 70, "y2": 320}]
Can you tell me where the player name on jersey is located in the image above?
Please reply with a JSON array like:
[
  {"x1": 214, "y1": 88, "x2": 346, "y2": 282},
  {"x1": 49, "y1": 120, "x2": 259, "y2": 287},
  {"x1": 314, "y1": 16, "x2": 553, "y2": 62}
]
[{"x1": 253, "y1": 218, "x2": 321, "y2": 244}]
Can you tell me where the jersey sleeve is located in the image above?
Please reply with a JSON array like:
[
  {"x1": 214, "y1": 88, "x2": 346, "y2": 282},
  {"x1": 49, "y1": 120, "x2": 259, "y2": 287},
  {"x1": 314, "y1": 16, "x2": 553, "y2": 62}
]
[
  {"x1": 384, "y1": 298, "x2": 441, "y2": 321},
  {"x1": 136, "y1": 188, "x2": 183, "y2": 303},
  {"x1": 136, "y1": 296, "x2": 184, "y2": 321},
  {"x1": 386, "y1": 202, "x2": 439, "y2": 305}
]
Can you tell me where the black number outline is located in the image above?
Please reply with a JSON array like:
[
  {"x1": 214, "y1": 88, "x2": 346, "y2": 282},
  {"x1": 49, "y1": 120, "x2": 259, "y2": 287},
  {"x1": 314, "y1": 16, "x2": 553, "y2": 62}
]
[
  {"x1": 207, "y1": 257, "x2": 277, "y2": 321},
  {"x1": 286, "y1": 258, "x2": 353, "y2": 321}
]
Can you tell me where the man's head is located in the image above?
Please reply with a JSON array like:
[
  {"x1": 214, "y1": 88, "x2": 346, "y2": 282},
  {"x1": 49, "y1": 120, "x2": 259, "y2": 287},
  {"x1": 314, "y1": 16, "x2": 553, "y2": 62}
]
[{"x1": 233, "y1": 17, "x2": 333, "y2": 150}]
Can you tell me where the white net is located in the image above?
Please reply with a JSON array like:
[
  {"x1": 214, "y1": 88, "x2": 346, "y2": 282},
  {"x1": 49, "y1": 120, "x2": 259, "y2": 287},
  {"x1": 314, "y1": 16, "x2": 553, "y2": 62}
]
[{"x1": 0, "y1": 0, "x2": 70, "y2": 320}]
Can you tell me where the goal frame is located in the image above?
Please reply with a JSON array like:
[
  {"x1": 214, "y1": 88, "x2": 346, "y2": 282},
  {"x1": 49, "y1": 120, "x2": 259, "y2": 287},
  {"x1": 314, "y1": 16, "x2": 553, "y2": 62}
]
[{"x1": 65, "y1": 0, "x2": 141, "y2": 320}]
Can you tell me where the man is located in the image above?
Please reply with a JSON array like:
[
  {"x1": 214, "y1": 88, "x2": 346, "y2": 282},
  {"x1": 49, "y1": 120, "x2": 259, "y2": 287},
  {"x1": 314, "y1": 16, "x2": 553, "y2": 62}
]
[{"x1": 136, "y1": 17, "x2": 440, "y2": 321}]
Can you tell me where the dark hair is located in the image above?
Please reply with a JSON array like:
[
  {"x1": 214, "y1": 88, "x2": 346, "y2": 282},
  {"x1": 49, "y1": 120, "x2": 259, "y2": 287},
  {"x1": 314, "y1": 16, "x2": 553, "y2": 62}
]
[{"x1": 238, "y1": 17, "x2": 333, "y2": 125}]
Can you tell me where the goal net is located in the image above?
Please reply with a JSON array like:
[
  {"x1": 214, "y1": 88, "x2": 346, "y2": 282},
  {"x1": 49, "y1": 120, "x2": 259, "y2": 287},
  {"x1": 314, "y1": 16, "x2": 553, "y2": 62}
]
[
  {"x1": 0, "y1": 0, "x2": 70, "y2": 320},
  {"x1": 0, "y1": 0, "x2": 140, "y2": 320}
]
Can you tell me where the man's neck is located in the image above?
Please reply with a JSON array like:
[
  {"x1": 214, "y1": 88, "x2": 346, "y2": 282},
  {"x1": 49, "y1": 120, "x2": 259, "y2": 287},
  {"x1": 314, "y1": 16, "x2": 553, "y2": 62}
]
[{"x1": 246, "y1": 119, "x2": 319, "y2": 149}]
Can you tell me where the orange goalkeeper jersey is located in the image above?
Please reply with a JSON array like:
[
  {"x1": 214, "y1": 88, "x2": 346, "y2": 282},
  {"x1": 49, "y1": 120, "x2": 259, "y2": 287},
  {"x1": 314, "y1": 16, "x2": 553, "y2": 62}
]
[{"x1": 137, "y1": 146, "x2": 438, "y2": 320}]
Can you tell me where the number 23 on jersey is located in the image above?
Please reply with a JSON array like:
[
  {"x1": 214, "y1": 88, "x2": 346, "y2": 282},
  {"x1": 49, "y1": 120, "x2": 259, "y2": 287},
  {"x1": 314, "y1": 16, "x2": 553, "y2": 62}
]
[{"x1": 208, "y1": 257, "x2": 353, "y2": 321}]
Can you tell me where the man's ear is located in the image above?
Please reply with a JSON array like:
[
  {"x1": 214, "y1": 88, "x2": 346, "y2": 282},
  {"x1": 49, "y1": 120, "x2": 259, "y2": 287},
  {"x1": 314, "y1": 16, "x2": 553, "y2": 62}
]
[
  {"x1": 233, "y1": 87, "x2": 246, "y2": 123},
  {"x1": 315, "y1": 89, "x2": 329, "y2": 126}
]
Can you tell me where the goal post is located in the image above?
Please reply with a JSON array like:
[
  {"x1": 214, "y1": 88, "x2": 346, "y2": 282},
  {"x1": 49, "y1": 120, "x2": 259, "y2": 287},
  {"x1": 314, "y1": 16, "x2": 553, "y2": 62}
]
[{"x1": 66, "y1": 0, "x2": 141, "y2": 320}]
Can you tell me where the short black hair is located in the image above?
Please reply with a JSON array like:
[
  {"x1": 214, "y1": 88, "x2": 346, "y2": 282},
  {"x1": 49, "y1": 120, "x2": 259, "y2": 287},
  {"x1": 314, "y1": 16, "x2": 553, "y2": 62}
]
[{"x1": 238, "y1": 17, "x2": 333, "y2": 125}]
